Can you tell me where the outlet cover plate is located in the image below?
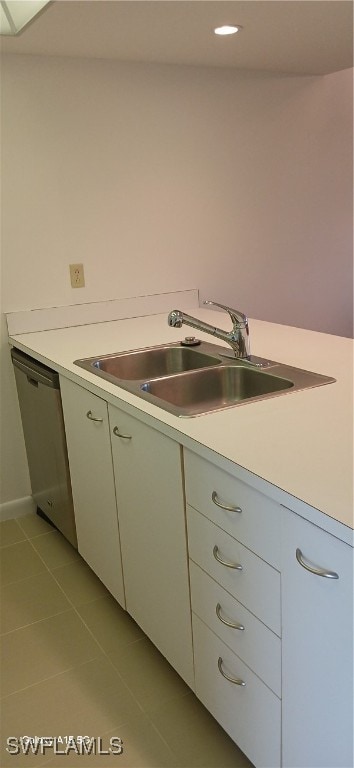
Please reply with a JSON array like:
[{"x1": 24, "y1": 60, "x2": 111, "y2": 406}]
[{"x1": 69, "y1": 263, "x2": 85, "y2": 288}]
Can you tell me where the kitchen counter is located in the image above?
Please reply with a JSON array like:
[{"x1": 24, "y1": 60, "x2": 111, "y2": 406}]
[{"x1": 8, "y1": 307, "x2": 354, "y2": 541}]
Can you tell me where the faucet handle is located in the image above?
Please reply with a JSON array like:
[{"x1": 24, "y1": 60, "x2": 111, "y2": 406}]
[{"x1": 203, "y1": 300, "x2": 248, "y2": 328}]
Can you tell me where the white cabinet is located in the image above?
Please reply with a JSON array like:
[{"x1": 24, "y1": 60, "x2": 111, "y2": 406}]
[
  {"x1": 184, "y1": 449, "x2": 282, "y2": 767},
  {"x1": 186, "y1": 447, "x2": 354, "y2": 768},
  {"x1": 60, "y1": 376, "x2": 353, "y2": 768},
  {"x1": 281, "y1": 509, "x2": 354, "y2": 768},
  {"x1": 108, "y1": 404, "x2": 194, "y2": 688},
  {"x1": 60, "y1": 378, "x2": 125, "y2": 605},
  {"x1": 60, "y1": 377, "x2": 193, "y2": 690}
]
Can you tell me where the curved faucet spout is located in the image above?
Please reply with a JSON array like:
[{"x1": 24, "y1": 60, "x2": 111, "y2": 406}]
[{"x1": 168, "y1": 301, "x2": 250, "y2": 359}]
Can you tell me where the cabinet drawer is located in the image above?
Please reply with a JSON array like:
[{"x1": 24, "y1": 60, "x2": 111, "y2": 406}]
[
  {"x1": 184, "y1": 449, "x2": 280, "y2": 568},
  {"x1": 187, "y1": 506, "x2": 281, "y2": 635},
  {"x1": 190, "y1": 561, "x2": 281, "y2": 696},
  {"x1": 193, "y1": 614, "x2": 281, "y2": 768}
]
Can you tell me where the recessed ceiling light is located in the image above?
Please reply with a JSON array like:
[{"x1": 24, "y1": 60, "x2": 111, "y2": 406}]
[{"x1": 214, "y1": 25, "x2": 243, "y2": 36}]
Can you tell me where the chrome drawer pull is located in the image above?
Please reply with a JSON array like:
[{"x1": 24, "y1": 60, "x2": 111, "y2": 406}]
[
  {"x1": 218, "y1": 657, "x2": 246, "y2": 686},
  {"x1": 216, "y1": 603, "x2": 244, "y2": 631},
  {"x1": 86, "y1": 410, "x2": 103, "y2": 422},
  {"x1": 213, "y1": 545, "x2": 243, "y2": 571},
  {"x1": 296, "y1": 548, "x2": 339, "y2": 579},
  {"x1": 212, "y1": 491, "x2": 242, "y2": 514},
  {"x1": 113, "y1": 426, "x2": 132, "y2": 440}
]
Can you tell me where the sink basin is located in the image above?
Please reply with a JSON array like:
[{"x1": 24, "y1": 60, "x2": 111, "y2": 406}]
[
  {"x1": 79, "y1": 343, "x2": 221, "y2": 381},
  {"x1": 142, "y1": 365, "x2": 294, "y2": 416},
  {"x1": 75, "y1": 340, "x2": 335, "y2": 417}
]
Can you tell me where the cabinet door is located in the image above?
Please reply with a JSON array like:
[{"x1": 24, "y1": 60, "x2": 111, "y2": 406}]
[
  {"x1": 281, "y1": 509, "x2": 353, "y2": 768},
  {"x1": 108, "y1": 404, "x2": 194, "y2": 689},
  {"x1": 60, "y1": 378, "x2": 125, "y2": 606}
]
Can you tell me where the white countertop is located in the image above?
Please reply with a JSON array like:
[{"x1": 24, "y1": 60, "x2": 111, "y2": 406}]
[{"x1": 9, "y1": 308, "x2": 354, "y2": 538}]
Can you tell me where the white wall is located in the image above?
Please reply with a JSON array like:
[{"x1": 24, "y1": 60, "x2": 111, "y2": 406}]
[{"x1": 1, "y1": 54, "x2": 352, "y2": 509}]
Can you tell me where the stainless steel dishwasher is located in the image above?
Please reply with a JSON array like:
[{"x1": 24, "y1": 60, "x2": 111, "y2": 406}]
[{"x1": 11, "y1": 348, "x2": 77, "y2": 548}]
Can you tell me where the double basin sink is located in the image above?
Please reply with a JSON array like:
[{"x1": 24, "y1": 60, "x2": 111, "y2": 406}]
[{"x1": 74, "y1": 340, "x2": 335, "y2": 417}]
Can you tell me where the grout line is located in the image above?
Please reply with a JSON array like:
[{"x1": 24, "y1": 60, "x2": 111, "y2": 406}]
[
  {"x1": 0, "y1": 540, "x2": 26, "y2": 550},
  {"x1": 20, "y1": 529, "x2": 61, "y2": 542},
  {"x1": 2, "y1": 521, "x2": 198, "y2": 759},
  {"x1": 0, "y1": 656, "x2": 100, "y2": 701},
  {"x1": 0, "y1": 537, "x2": 105, "y2": 699},
  {"x1": 16, "y1": 516, "x2": 54, "y2": 539},
  {"x1": 0, "y1": 521, "x2": 27, "y2": 547},
  {"x1": 0, "y1": 537, "x2": 34, "y2": 550},
  {"x1": 46, "y1": 554, "x2": 193, "y2": 725},
  {"x1": 20, "y1": 535, "x2": 150, "y2": 718},
  {"x1": 0, "y1": 654, "x2": 121, "y2": 702},
  {"x1": 0, "y1": 606, "x2": 73, "y2": 638}
]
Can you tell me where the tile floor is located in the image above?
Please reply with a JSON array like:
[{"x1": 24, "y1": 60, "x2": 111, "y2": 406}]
[{"x1": 0, "y1": 514, "x2": 253, "y2": 768}]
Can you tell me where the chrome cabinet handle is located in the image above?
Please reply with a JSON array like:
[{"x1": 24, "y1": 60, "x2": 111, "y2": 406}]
[
  {"x1": 218, "y1": 657, "x2": 246, "y2": 686},
  {"x1": 216, "y1": 603, "x2": 244, "y2": 631},
  {"x1": 296, "y1": 548, "x2": 339, "y2": 579},
  {"x1": 213, "y1": 545, "x2": 242, "y2": 571},
  {"x1": 113, "y1": 426, "x2": 132, "y2": 440},
  {"x1": 212, "y1": 491, "x2": 242, "y2": 514},
  {"x1": 86, "y1": 410, "x2": 103, "y2": 422}
]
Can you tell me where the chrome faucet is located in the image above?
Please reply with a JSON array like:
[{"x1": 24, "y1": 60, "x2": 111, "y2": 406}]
[{"x1": 168, "y1": 300, "x2": 250, "y2": 359}]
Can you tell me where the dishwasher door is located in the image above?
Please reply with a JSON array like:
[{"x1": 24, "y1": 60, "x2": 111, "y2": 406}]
[{"x1": 11, "y1": 349, "x2": 77, "y2": 548}]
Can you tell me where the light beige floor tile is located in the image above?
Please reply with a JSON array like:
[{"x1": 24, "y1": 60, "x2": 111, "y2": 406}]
[
  {"x1": 18, "y1": 513, "x2": 54, "y2": 539},
  {"x1": 0, "y1": 519, "x2": 26, "y2": 547},
  {"x1": 108, "y1": 637, "x2": 190, "y2": 715},
  {"x1": 0, "y1": 656, "x2": 143, "y2": 767},
  {"x1": 0, "y1": 609, "x2": 101, "y2": 696},
  {"x1": 51, "y1": 560, "x2": 109, "y2": 606},
  {"x1": 149, "y1": 693, "x2": 253, "y2": 768},
  {"x1": 0, "y1": 520, "x2": 251, "y2": 768},
  {"x1": 0, "y1": 737, "x2": 47, "y2": 768},
  {"x1": 31, "y1": 531, "x2": 80, "y2": 570},
  {"x1": 105, "y1": 716, "x2": 178, "y2": 768},
  {"x1": 0, "y1": 540, "x2": 46, "y2": 586},
  {"x1": 77, "y1": 595, "x2": 144, "y2": 653},
  {"x1": 1, "y1": 571, "x2": 71, "y2": 634},
  {"x1": 41, "y1": 714, "x2": 178, "y2": 767}
]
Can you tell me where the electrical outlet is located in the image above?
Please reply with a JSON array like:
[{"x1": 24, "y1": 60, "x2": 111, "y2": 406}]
[{"x1": 69, "y1": 263, "x2": 85, "y2": 288}]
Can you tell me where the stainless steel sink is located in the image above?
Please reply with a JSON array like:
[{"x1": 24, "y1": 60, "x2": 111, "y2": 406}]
[
  {"x1": 142, "y1": 365, "x2": 294, "y2": 416},
  {"x1": 89, "y1": 344, "x2": 221, "y2": 380},
  {"x1": 75, "y1": 340, "x2": 335, "y2": 417}
]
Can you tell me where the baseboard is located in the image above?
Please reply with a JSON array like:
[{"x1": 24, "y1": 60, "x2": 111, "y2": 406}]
[{"x1": 0, "y1": 496, "x2": 35, "y2": 521}]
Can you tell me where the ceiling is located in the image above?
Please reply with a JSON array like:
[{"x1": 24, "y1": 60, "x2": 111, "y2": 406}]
[{"x1": 0, "y1": 1, "x2": 353, "y2": 76}]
